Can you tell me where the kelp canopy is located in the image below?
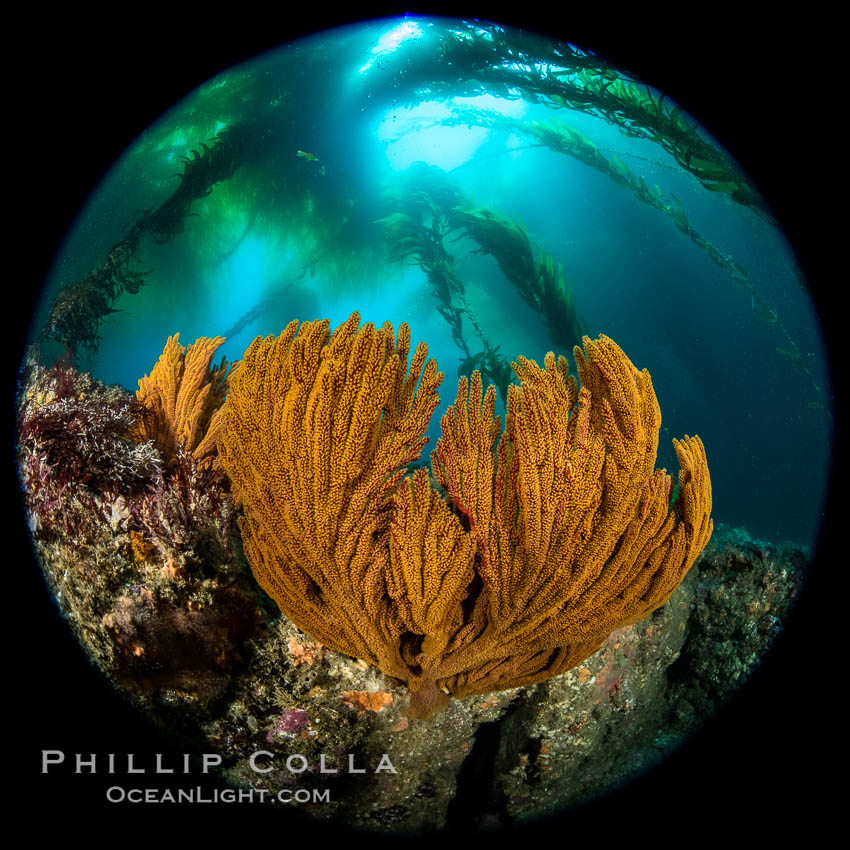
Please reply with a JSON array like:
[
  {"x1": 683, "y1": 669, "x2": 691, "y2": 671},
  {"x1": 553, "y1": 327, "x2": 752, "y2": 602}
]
[
  {"x1": 363, "y1": 22, "x2": 768, "y2": 215},
  {"x1": 27, "y1": 16, "x2": 829, "y2": 548},
  {"x1": 33, "y1": 18, "x2": 820, "y2": 415}
]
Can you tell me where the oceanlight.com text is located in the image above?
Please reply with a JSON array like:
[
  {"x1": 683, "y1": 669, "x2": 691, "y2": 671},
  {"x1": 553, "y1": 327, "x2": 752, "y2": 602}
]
[{"x1": 105, "y1": 786, "x2": 331, "y2": 804}]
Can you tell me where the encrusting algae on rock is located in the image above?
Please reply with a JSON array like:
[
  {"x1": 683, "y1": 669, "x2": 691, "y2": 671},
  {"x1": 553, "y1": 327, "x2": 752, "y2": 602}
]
[
  {"x1": 217, "y1": 311, "x2": 713, "y2": 718},
  {"x1": 16, "y1": 348, "x2": 256, "y2": 708}
]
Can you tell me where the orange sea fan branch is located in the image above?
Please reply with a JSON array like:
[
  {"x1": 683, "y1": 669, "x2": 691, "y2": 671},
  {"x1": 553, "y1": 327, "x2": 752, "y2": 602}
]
[{"x1": 134, "y1": 333, "x2": 236, "y2": 467}]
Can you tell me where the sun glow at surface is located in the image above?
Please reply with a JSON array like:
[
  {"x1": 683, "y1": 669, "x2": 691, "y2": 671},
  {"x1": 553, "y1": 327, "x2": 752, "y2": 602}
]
[
  {"x1": 377, "y1": 93, "x2": 528, "y2": 171},
  {"x1": 359, "y1": 21, "x2": 424, "y2": 73}
]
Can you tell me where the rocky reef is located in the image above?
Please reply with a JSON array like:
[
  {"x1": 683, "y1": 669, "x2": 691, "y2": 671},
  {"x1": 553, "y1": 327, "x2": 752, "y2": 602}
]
[{"x1": 17, "y1": 356, "x2": 806, "y2": 833}]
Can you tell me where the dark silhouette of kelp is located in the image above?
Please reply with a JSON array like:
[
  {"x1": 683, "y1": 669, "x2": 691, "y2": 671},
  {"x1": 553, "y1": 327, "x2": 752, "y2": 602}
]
[
  {"x1": 41, "y1": 124, "x2": 253, "y2": 358},
  {"x1": 381, "y1": 22, "x2": 767, "y2": 217},
  {"x1": 441, "y1": 107, "x2": 829, "y2": 418},
  {"x1": 452, "y1": 206, "x2": 587, "y2": 354},
  {"x1": 379, "y1": 164, "x2": 587, "y2": 403},
  {"x1": 378, "y1": 165, "x2": 513, "y2": 402}
]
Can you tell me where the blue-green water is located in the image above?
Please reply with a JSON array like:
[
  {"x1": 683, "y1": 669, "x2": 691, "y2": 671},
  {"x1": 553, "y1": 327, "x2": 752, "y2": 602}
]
[{"x1": 31, "y1": 18, "x2": 832, "y2": 548}]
